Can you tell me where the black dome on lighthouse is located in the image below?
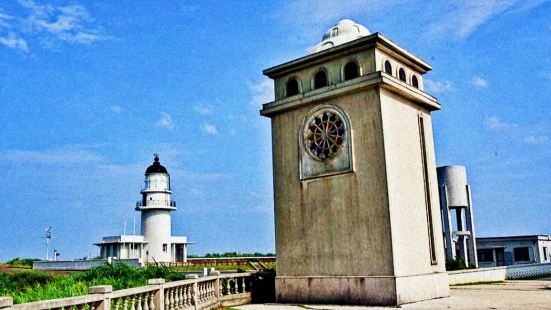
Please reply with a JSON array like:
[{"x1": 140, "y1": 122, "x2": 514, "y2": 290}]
[{"x1": 145, "y1": 155, "x2": 168, "y2": 174}]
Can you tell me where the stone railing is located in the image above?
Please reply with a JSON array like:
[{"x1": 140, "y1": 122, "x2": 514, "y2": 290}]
[{"x1": 0, "y1": 272, "x2": 254, "y2": 310}]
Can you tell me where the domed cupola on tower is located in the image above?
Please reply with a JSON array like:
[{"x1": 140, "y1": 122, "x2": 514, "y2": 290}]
[
  {"x1": 309, "y1": 19, "x2": 370, "y2": 54},
  {"x1": 145, "y1": 154, "x2": 168, "y2": 174}
]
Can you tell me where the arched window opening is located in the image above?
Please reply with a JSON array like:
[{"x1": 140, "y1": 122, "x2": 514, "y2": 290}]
[
  {"x1": 286, "y1": 78, "x2": 299, "y2": 96},
  {"x1": 384, "y1": 60, "x2": 392, "y2": 75},
  {"x1": 314, "y1": 70, "x2": 328, "y2": 89},
  {"x1": 399, "y1": 68, "x2": 406, "y2": 82},
  {"x1": 412, "y1": 75, "x2": 419, "y2": 88},
  {"x1": 343, "y1": 61, "x2": 359, "y2": 81}
]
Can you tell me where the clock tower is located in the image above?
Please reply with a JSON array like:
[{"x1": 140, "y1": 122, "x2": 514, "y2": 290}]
[{"x1": 260, "y1": 19, "x2": 449, "y2": 305}]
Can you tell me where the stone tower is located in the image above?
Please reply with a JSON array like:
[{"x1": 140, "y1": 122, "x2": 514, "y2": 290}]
[
  {"x1": 136, "y1": 155, "x2": 177, "y2": 263},
  {"x1": 260, "y1": 19, "x2": 449, "y2": 305}
]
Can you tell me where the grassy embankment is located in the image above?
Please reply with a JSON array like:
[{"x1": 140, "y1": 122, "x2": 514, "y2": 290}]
[{"x1": 0, "y1": 264, "x2": 186, "y2": 304}]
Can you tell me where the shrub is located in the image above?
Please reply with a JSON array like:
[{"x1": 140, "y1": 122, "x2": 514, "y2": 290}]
[
  {"x1": 445, "y1": 257, "x2": 476, "y2": 271},
  {"x1": 5, "y1": 258, "x2": 41, "y2": 269}
]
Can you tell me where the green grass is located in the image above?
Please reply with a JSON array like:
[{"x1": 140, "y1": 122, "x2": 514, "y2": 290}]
[
  {"x1": 453, "y1": 280, "x2": 504, "y2": 286},
  {"x1": 0, "y1": 263, "x2": 187, "y2": 304}
]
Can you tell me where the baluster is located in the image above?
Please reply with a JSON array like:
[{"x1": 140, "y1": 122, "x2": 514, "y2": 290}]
[
  {"x1": 182, "y1": 285, "x2": 187, "y2": 307},
  {"x1": 123, "y1": 296, "x2": 129, "y2": 310},
  {"x1": 130, "y1": 296, "x2": 137, "y2": 310},
  {"x1": 176, "y1": 286, "x2": 181, "y2": 309},
  {"x1": 177, "y1": 286, "x2": 183, "y2": 309},
  {"x1": 197, "y1": 283, "x2": 202, "y2": 304},
  {"x1": 172, "y1": 287, "x2": 179, "y2": 310},
  {"x1": 186, "y1": 285, "x2": 192, "y2": 306},
  {"x1": 226, "y1": 278, "x2": 231, "y2": 295},
  {"x1": 205, "y1": 282, "x2": 211, "y2": 301},
  {"x1": 184, "y1": 285, "x2": 189, "y2": 308},
  {"x1": 172, "y1": 286, "x2": 177, "y2": 309},
  {"x1": 137, "y1": 294, "x2": 143, "y2": 310},
  {"x1": 164, "y1": 289, "x2": 170, "y2": 310},
  {"x1": 149, "y1": 292, "x2": 155, "y2": 310},
  {"x1": 114, "y1": 297, "x2": 122, "y2": 310},
  {"x1": 210, "y1": 281, "x2": 215, "y2": 299},
  {"x1": 219, "y1": 279, "x2": 224, "y2": 297},
  {"x1": 241, "y1": 277, "x2": 247, "y2": 293},
  {"x1": 143, "y1": 293, "x2": 150, "y2": 310},
  {"x1": 174, "y1": 287, "x2": 179, "y2": 310}
]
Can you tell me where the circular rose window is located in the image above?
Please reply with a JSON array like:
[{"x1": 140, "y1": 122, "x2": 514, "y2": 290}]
[{"x1": 304, "y1": 110, "x2": 346, "y2": 161}]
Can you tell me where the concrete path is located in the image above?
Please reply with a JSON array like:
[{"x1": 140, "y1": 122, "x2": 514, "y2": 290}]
[{"x1": 235, "y1": 279, "x2": 551, "y2": 310}]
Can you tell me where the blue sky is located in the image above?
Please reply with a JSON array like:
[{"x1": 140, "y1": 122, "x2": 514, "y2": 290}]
[{"x1": 0, "y1": 0, "x2": 550, "y2": 261}]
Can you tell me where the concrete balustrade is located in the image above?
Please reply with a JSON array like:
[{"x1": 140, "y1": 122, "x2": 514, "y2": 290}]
[{"x1": 0, "y1": 272, "x2": 254, "y2": 310}]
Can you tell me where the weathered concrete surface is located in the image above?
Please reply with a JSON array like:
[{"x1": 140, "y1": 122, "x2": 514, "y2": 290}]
[{"x1": 236, "y1": 280, "x2": 551, "y2": 309}]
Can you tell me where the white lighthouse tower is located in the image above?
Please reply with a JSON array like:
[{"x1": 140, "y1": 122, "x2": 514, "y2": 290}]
[
  {"x1": 96, "y1": 155, "x2": 189, "y2": 264},
  {"x1": 137, "y1": 154, "x2": 176, "y2": 263}
]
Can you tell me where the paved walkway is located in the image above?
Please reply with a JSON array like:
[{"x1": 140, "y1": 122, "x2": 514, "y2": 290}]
[{"x1": 235, "y1": 279, "x2": 551, "y2": 310}]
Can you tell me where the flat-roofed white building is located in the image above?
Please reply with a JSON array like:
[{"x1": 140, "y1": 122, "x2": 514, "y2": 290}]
[
  {"x1": 477, "y1": 235, "x2": 551, "y2": 267},
  {"x1": 95, "y1": 155, "x2": 190, "y2": 264}
]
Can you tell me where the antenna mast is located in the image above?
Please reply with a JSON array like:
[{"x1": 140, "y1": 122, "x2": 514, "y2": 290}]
[{"x1": 45, "y1": 227, "x2": 52, "y2": 261}]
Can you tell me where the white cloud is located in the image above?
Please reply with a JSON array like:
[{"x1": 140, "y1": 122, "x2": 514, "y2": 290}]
[
  {"x1": 0, "y1": 148, "x2": 104, "y2": 165},
  {"x1": 156, "y1": 112, "x2": 174, "y2": 130},
  {"x1": 424, "y1": 79, "x2": 455, "y2": 93},
  {"x1": 19, "y1": 0, "x2": 107, "y2": 45},
  {"x1": 486, "y1": 116, "x2": 517, "y2": 130},
  {"x1": 540, "y1": 72, "x2": 551, "y2": 84},
  {"x1": 471, "y1": 76, "x2": 488, "y2": 89},
  {"x1": 428, "y1": 1, "x2": 549, "y2": 39},
  {"x1": 0, "y1": 0, "x2": 107, "y2": 52},
  {"x1": 0, "y1": 10, "x2": 14, "y2": 28},
  {"x1": 524, "y1": 135, "x2": 549, "y2": 145},
  {"x1": 111, "y1": 105, "x2": 123, "y2": 113},
  {"x1": 249, "y1": 79, "x2": 274, "y2": 107},
  {"x1": 201, "y1": 122, "x2": 218, "y2": 135},
  {"x1": 194, "y1": 104, "x2": 213, "y2": 115},
  {"x1": 0, "y1": 31, "x2": 28, "y2": 52},
  {"x1": 279, "y1": 0, "x2": 402, "y2": 40}
]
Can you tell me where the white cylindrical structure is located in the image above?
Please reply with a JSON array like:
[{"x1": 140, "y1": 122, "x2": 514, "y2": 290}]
[
  {"x1": 437, "y1": 164, "x2": 478, "y2": 268},
  {"x1": 141, "y1": 210, "x2": 172, "y2": 262},
  {"x1": 437, "y1": 165, "x2": 468, "y2": 208},
  {"x1": 136, "y1": 155, "x2": 176, "y2": 263}
]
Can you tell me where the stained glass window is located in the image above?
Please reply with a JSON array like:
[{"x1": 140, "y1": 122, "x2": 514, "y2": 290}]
[{"x1": 305, "y1": 111, "x2": 346, "y2": 161}]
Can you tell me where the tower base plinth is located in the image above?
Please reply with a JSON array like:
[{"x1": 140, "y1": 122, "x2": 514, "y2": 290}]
[{"x1": 275, "y1": 272, "x2": 449, "y2": 306}]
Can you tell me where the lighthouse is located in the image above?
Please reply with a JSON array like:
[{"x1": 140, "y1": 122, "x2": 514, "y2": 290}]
[
  {"x1": 96, "y1": 155, "x2": 189, "y2": 264},
  {"x1": 137, "y1": 154, "x2": 177, "y2": 263}
]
